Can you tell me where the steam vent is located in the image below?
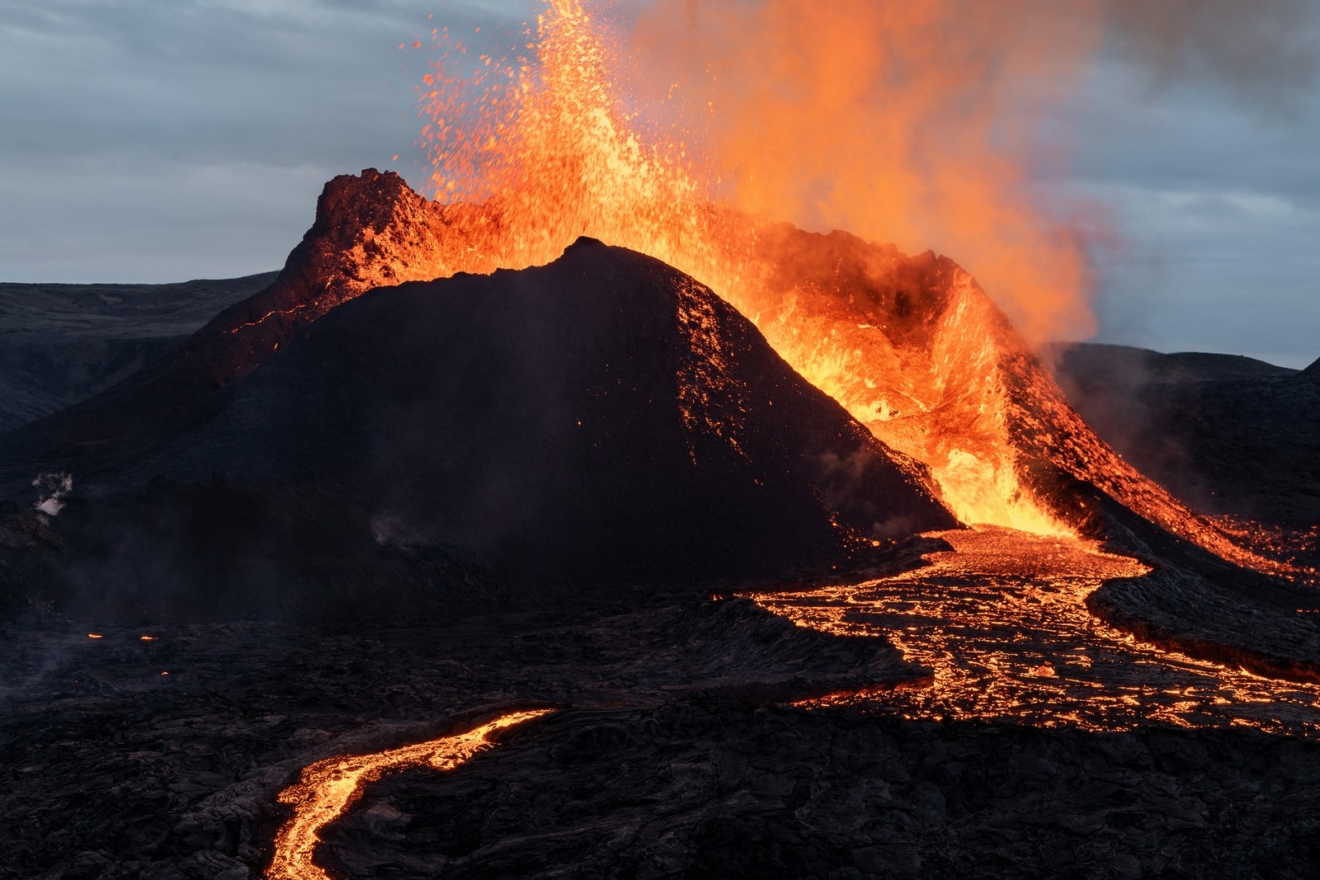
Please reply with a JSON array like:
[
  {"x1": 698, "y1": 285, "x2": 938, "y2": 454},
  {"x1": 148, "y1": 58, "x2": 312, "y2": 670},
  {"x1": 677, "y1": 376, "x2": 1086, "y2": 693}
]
[{"x1": 3, "y1": 167, "x2": 1319, "y2": 878}]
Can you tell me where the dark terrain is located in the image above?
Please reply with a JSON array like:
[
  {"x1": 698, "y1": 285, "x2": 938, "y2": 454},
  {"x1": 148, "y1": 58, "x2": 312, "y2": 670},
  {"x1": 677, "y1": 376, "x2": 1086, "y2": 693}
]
[
  {"x1": 0, "y1": 239, "x2": 953, "y2": 624},
  {"x1": 2, "y1": 174, "x2": 1318, "y2": 879},
  {"x1": 0, "y1": 275, "x2": 275, "y2": 432},
  {"x1": 5, "y1": 599, "x2": 1320, "y2": 880},
  {"x1": 1052, "y1": 342, "x2": 1320, "y2": 528}
]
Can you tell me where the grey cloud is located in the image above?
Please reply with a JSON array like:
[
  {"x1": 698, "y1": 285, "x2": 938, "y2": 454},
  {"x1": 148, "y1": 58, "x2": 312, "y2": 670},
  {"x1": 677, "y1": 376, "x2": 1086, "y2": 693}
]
[
  {"x1": 1037, "y1": 36, "x2": 1320, "y2": 367},
  {"x1": 0, "y1": 0, "x2": 530, "y2": 281},
  {"x1": 1105, "y1": 0, "x2": 1320, "y2": 110},
  {"x1": 0, "y1": 0, "x2": 1316, "y2": 369}
]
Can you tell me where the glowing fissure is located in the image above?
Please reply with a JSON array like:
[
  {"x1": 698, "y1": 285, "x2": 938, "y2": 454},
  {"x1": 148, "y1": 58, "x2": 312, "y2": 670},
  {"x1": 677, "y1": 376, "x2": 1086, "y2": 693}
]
[
  {"x1": 267, "y1": 710, "x2": 551, "y2": 880},
  {"x1": 751, "y1": 530, "x2": 1320, "y2": 737}
]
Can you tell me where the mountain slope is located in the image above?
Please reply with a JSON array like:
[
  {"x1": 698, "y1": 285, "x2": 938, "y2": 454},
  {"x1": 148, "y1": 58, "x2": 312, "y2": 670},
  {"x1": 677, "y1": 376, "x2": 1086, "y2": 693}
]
[
  {"x1": 0, "y1": 238, "x2": 955, "y2": 618},
  {"x1": 1052, "y1": 342, "x2": 1320, "y2": 527},
  {"x1": 135, "y1": 239, "x2": 955, "y2": 588}
]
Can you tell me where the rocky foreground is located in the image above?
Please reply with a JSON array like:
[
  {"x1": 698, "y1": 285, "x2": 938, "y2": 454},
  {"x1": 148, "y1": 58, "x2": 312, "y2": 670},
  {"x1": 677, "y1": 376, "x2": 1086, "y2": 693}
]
[{"x1": 3, "y1": 593, "x2": 1319, "y2": 880}]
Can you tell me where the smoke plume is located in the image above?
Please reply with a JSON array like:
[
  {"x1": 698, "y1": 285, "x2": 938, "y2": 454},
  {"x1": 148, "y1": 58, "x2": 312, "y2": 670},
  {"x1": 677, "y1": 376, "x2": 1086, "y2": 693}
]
[{"x1": 623, "y1": 0, "x2": 1317, "y2": 346}]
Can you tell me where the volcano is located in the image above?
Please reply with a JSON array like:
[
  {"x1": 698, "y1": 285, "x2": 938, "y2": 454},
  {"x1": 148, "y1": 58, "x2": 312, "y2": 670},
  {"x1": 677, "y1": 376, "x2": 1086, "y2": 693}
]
[
  {"x1": 0, "y1": 170, "x2": 1248, "y2": 553},
  {"x1": 120, "y1": 239, "x2": 954, "y2": 584},
  {"x1": 4, "y1": 171, "x2": 1320, "y2": 880},
  {"x1": 0, "y1": 201, "x2": 955, "y2": 619},
  {"x1": 1, "y1": 170, "x2": 1315, "y2": 669}
]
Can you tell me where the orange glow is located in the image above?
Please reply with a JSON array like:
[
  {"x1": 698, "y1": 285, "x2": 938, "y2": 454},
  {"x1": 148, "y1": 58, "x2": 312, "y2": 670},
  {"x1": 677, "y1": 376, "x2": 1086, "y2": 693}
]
[
  {"x1": 1206, "y1": 516, "x2": 1320, "y2": 586},
  {"x1": 409, "y1": 0, "x2": 1072, "y2": 533},
  {"x1": 752, "y1": 529, "x2": 1320, "y2": 737},
  {"x1": 630, "y1": 0, "x2": 1104, "y2": 348},
  {"x1": 386, "y1": 0, "x2": 1298, "y2": 562},
  {"x1": 267, "y1": 710, "x2": 551, "y2": 880},
  {"x1": 87, "y1": 634, "x2": 102, "y2": 639}
]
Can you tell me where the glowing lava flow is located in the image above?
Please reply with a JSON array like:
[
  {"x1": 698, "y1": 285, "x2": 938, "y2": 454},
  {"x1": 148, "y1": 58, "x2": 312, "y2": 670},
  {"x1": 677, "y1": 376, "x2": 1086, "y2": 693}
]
[
  {"x1": 267, "y1": 710, "x2": 551, "y2": 880},
  {"x1": 750, "y1": 530, "x2": 1320, "y2": 737}
]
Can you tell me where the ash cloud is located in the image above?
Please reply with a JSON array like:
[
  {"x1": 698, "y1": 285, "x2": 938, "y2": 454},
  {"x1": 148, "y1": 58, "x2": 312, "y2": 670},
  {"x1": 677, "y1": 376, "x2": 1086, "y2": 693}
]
[{"x1": 0, "y1": 0, "x2": 1315, "y2": 362}]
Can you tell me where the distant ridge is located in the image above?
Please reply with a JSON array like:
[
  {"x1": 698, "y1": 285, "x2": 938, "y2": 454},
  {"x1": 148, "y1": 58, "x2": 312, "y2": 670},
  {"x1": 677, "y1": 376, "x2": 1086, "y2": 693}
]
[
  {"x1": 0, "y1": 273, "x2": 277, "y2": 431},
  {"x1": 1053, "y1": 341, "x2": 1320, "y2": 527}
]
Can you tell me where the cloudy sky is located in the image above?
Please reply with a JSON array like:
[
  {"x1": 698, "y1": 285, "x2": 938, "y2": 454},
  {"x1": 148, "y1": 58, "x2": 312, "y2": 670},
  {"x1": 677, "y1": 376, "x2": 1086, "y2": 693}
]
[{"x1": 1, "y1": 0, "x2": 1316, "y2": 367}]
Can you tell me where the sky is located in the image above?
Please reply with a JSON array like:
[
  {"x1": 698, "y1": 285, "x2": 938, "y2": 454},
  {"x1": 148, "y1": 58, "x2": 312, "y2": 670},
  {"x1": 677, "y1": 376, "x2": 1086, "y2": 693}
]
[{"x1": 0, "y1": 0, "x2": 1316, "y2": 367}]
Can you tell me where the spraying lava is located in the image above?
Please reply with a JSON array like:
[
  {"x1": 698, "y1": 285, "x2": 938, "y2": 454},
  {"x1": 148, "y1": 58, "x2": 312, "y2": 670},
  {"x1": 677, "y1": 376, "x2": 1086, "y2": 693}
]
[{"x1": 401, "y1": 0, "x2": 1299, "y2": 574}]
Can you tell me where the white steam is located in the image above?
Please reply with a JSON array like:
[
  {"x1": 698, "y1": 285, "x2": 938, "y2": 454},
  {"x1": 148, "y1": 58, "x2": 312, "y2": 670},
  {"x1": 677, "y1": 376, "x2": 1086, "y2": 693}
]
[{"x1": 32, "y1": 472, "x2": 73, "y2": 516}]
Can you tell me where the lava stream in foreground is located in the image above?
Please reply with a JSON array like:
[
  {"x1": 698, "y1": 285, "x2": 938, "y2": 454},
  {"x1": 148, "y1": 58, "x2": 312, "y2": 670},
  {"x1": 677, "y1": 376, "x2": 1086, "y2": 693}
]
[
  {"x1": 268, "y1": 710, "x2": 552, "y2": 880},
  {"x1": 750, "y1": 529, "x2": 1320, "y2": 738}
]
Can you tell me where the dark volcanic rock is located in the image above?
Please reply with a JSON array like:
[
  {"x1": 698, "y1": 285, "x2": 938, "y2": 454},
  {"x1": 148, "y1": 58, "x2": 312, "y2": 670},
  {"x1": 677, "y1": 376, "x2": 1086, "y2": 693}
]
[
  {"x1": 0, "y1": 274, "x2": 275, "y2": 432},
  {"x1": 1052, "y1": 342, "x2": 1300, "y2": 387},
  {"x1": 137, "y1": 239, "x2": 953, "y2": 590},
  {"x1": 0, "y1": 481, "x2": 504, "y2": 624},
  {"x1": 1026, "y1": 476, "x2": 1320, "y2": 683},
  {"x1": 0, "y1": 171, "x2": 472, "y2": 485},
  {"x1": 4, "y1": 614, "x2": 1317, "y2": 880},
  {"x1": 0, "y1": 239, "x2": 953, "y2": 620},
  {"x1": 0, "y1": 598, "x2": 928, "y2": 879},
  {"x1": 324, "y1": 703, "x2": 1320, "y2": 880},
  {"x1": 1052, "y1": 342, "x2": 1320, "y2": 526},
  {"x1": 1088, "y1": 565, "x2": 1320, "y2": 684}
]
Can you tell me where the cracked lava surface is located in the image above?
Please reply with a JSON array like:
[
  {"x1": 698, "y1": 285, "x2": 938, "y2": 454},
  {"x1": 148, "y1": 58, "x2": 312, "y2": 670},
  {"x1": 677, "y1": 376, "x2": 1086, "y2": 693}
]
[{"x1": 750, "y1": 528, "x2": 1320, "y2": 738}]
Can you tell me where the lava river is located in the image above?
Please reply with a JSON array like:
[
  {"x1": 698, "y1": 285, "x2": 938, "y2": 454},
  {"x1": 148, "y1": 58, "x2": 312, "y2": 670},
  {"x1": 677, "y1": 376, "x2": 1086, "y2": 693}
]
[
  {"x1": 268, "y1": 710, "x2": 552, "y2": 880},
  {"x1": 750, "y1": 529, "x2": 1320, "y2": 739}
]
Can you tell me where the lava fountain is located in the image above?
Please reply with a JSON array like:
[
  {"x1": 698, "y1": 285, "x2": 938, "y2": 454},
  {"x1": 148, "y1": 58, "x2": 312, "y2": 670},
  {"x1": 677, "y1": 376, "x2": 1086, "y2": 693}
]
[
  {"x1": 409, "y1": 0, "x2": 1078, "y2": 533},
  {"x1": 399, "y1": 0, "x2": 1293, "y2": 573}
]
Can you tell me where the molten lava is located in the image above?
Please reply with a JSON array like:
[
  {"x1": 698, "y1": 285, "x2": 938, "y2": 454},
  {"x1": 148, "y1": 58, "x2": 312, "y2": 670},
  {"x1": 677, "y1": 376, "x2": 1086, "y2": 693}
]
[
  {"x1": 408, "y1": 1, "x2": 1075, "y2": 535},
  {"x1": 267, "y1": 710, "x2": 551, "y2": 880},
  {"x1": 751, "y1": 530, "x2": 1320, "y2": 738},
  {"x1": 394, "y1": 0, "x2": 1302, "y2": 578}
]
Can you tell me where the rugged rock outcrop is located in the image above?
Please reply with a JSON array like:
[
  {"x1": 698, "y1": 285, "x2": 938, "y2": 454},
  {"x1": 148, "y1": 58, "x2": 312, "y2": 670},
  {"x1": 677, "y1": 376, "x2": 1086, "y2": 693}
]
[
  {"x1": 0, "y1": 171, "x2": 484, "y2": 485},
  {"x1": 114, "y1": 240, "x2": 953, "y2": 591}
]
